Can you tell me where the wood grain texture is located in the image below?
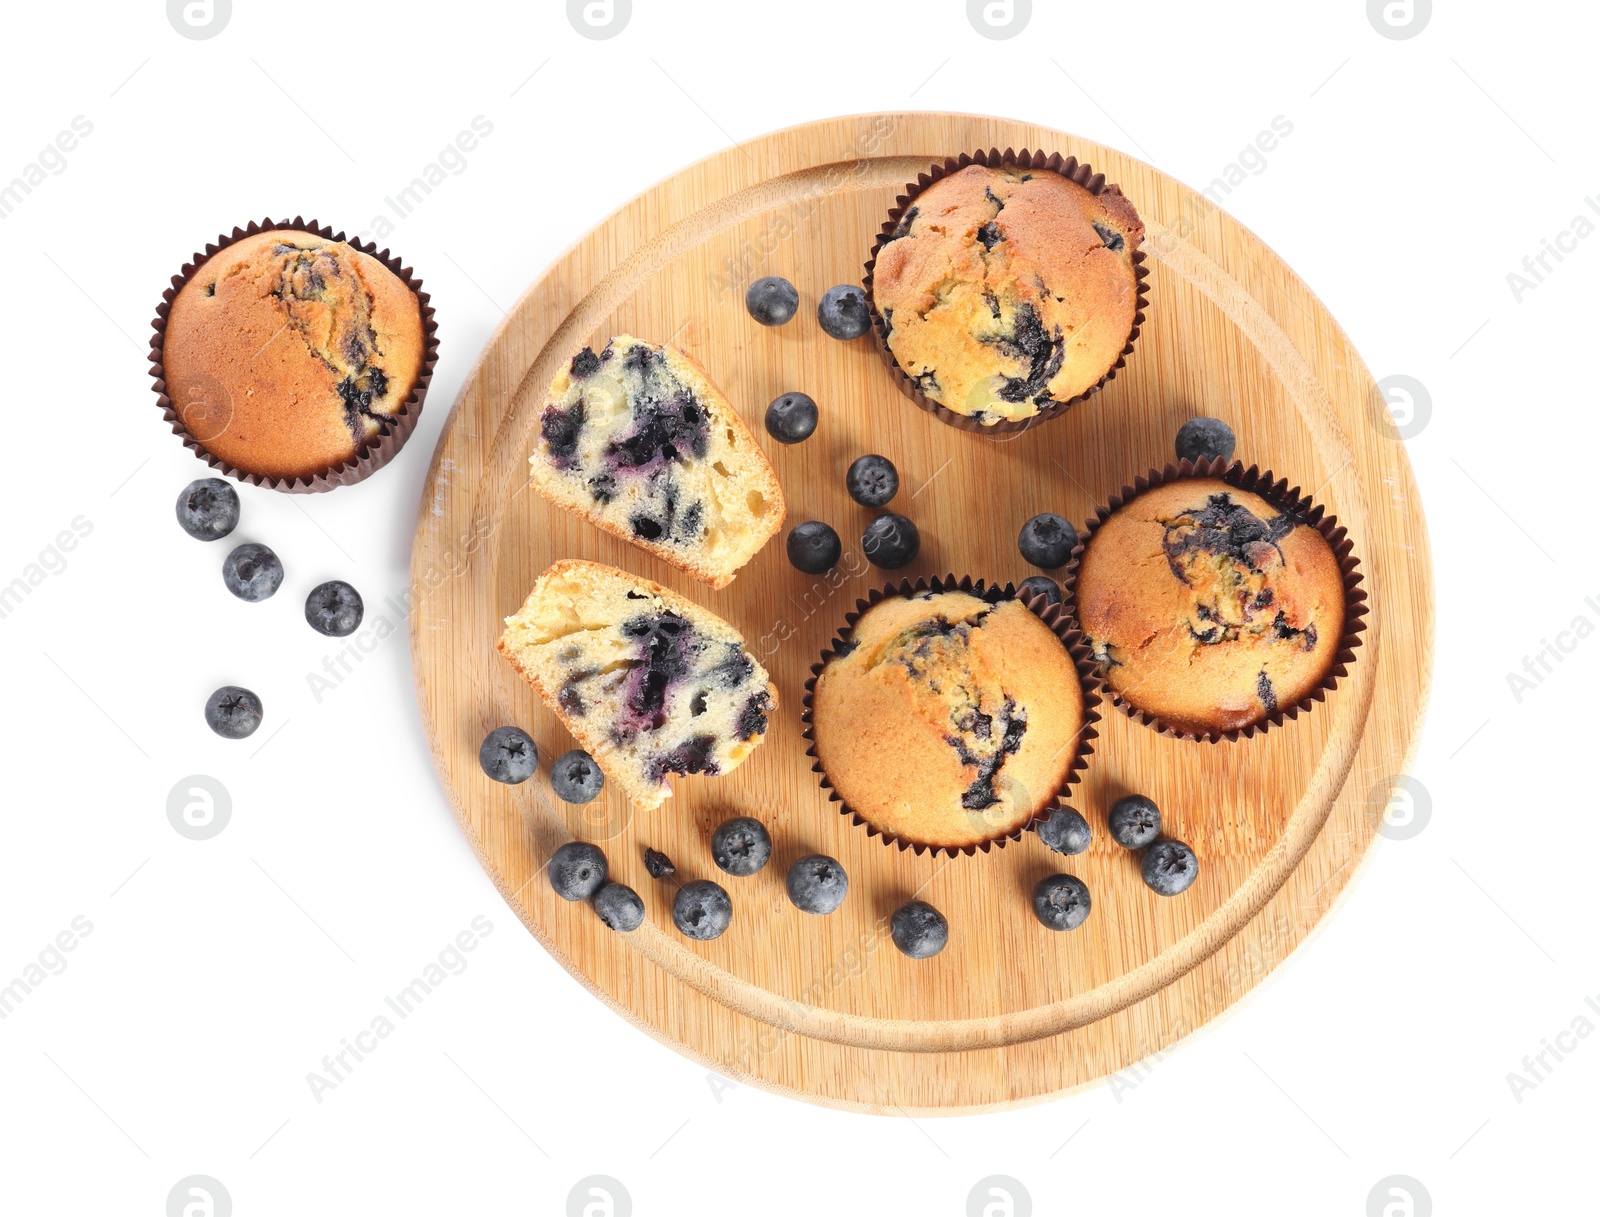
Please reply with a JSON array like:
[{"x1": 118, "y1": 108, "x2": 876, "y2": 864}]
[{"x1": 409, "y1": 113, "x2": 1433, "y2": 1114}]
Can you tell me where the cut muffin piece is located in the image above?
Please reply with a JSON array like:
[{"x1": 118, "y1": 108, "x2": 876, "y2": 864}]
[
  {"x1": 497, "y1": 560, "x2": 776, "y2": 811},
  {"x1": 531, "y1": 336, "x2": 785, "y2": 589}
]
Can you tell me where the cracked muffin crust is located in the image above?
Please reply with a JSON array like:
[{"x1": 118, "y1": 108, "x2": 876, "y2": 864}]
[
  {"x1": 1075, "y1": 479, "x2": 1344, "y2": 735},
  {"x1": 811, "y1": 590, "x2": 1083, "y2": 850},
  {"x1": 869, "y1": 164, "x2": 1143, "y2": 425},
  {"x1": 163, "y1": 229, "x2": 424, "y2": 480},
  {"x1": 497, "y1": 560, "x2": 776, "y2": 812},
  {"x1": 532, "y1": 336, "x2": 785, "y2": 589}
]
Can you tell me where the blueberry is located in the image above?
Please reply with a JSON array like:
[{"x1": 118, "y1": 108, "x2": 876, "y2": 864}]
[
  {"x1": 862, "y1": 513, "x2": 920, "y2": 569},
  {"x1": 593, "y1": 882, "x2": 645, "y2": 931},
  {"x1": 890, "y1": 901, "x2": 948, "y2": 959},
  {"x1": 1017, "y1": 575, "x2": 1061, "y2": 607},
  {"x1": 673, "y1": 879, "x2": 733, "y2": 940},
  {"x1": 550, "y1": 748, "x2": 604, "y2": 803},
  {"x1": 746, "y1": 276, "x2": 799, "y2": 327},
  {"x1": 1175, "y1": 417, "x2": 1237, "y2": 464},
  {"x1": 221, "y1": 542, "x2": 283, "y2": 602},
  {"x1": 817, "y1": 284, "x2": 871, "y2": 340},
  {"x1": 765, "y1": 391, "x2": 818, "y2": 444},
  {"x1": 786, "y1": 521, "x2": 842, "y2": 574},
  {"x1": 204, "y1": 685, "x2": 262, "y2": 739},
  {"x1": 1036, "y1": 806, "x2": 1091, "y2": 856},
  {"x1": 175, "y1": 478, "x2": 239, "y2": 542},
  {"x1": 1142, "y1": 838, "x2": 1199, "y2": 897},
  {"x1": 549, "y1": 841, "x2": 607, "y2": 901},
  {"x1": 1018, "y1": 513, "x2": 1077, "y2": 570},
  {"x1": 846, "y1": 454, "x2": 899, "y2": 507},
  {"x1": 479, "y1": 726, "x2": 538, "y2": 785},
  {"x1": 1032, "y1": 873, "x2": 1091, "y2": 931},
  {"x1": 643, "y1": 847, "x2": 677, "y2": 879},
  {"x1": 304, "y1": 580, "x2": 363, "y2": 637},
  {"x1": 1108, "y1": 794, "x2": 1162, "y2": 849},
  {"x1": 710, "y1": 816, "x2": 771, "y2": 877},
  {"x1": 786, "y1": 854, "x2": 848, "y2": 914}
]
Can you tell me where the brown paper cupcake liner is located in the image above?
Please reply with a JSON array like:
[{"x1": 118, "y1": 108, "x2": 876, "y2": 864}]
[
  {"x1": 148, "y1": 216, "x2": 440, "y2": 494},
  {"x1": 799, "y1": 574, "x2": 1104, "y2": 858},
  {"x1": 1062, "y1": 457, "x2": 1368, "y2": 743},
  {"x1": 861, "y1": 148, "x2": 1149, "y2": 437}
]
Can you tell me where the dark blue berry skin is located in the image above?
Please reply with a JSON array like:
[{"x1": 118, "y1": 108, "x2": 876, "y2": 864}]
[
  {"x1": 746, "y1": 276, "x2": 799, "y2": 326},
  {"x1": 862, "y1": 513, "x2": 920, "y2": 569},
  {"x1": 817, "y1": 285, "x2": 871, "y2": 340},
  {"x1": 549, "y1": 842, "x2": 607, "y2": 901},
  {"x1": 673, "y1": 879, "x2": 733, "y2": 940},
  {"x1": 1108, "y1": 795, "x2": 1162, "y2": 849},
  {"x1": 222, "y1": 542, "x2": 283, "y2": 602},
  {"x1": 480, "y1": 726, "x2": 538, "y2": 785},
  {"x1": 711, "y1": 817, "x2": 772, "y2": 877},
  {"x1": 765, "y1": 392, "x2": 818, "y2": 444},
  {"x1": 1032, "y1": 873, "x2": 1091, "y2": 931},
  {"x1": 787, "y1": 521, "x2": 842, "y2": 574},
  {"x1": 1017, "y1": 575, "x2": 1061, "y2": 607},
  {"x1": 1175, "y1": 417, "x2": 1237, "y2": 464},
  {"x1": 175, "y1": 478, "x2": 240, "y2": 542},
  {"x1": 846, "y1": 454, "x2": 899, "y2": 507},
  {"x1": 643, "y1": 848, "x2": 676, "y2": 879},
  {"x1": 890, "y1": 901, "x2": 948, "y2": 958},
  {"x1": 593, "y1": 882, "x2": 645, "y2": 931},
  {"x1": 1036, "y1": 806, "x2": 1091, "y2": 856},
  {"x1": 551, "y1": 749, "x2": 605, "y2": 803},
  {"x1": 1018, "y1": 514, "x2": 1077, "y2": 570},
  {"x1": 786, "y1": 854, "x2": 848, "y2": 914},
  {"x1": 305, "y1": 580, "x2": 363, "y2": 637},
  {"x1": 204, "y1": 685, "x2": 262, "y2": 739},
  {"x1": 1143, "y1": 839, "x2": 1198, "y2": 896}
]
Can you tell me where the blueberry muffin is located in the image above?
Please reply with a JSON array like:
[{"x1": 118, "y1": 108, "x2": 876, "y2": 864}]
[
  {"x1": 497, "y1": 560, "x2": 776, "y2": 811},
  {"x1": 162, "y1": 229, "x2": 424, "y2": 480},
  {"x1": 532, "y1": 337, "x2": 785, "y2": 589},
  {"x1": 1075, "y1": 480, "x2": 1344, "y2": 735},
  {"x1": 810, "y1": 590, "x2": 1083, "y2": 849},
  {"x1": 870, "y1": 164, "x2": 1143, "y2": 425}
]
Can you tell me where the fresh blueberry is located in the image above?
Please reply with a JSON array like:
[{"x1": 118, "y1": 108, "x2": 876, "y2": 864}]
[
  {"x1": 846, "y1": 454, "x2": 899, "y2": 507},
  {"x1": 548, "y1": 841, "x2": 608, "y2": 901},
  {"x1": 175, "y1": 478, "x2": 239, "y2": 542},
  {"x1": 710, "y1": 816, "x2": 772, "y2": 877},
  {"x1": 1018, "y1": 513, "x2": 1077, "y2": 570},
  {"x1": 1017, "y1": 575, "x2": 1061, "y2": 607},
  {"x1": 890, "y1": 901, "x2": 948, "y2": 959},
  {"x1": 593, "y1": 882, "x2": 645, "y2": 931},
  {"x1": 221, "y1": 542, "x2": 283, "y2": 602},
  {"x1": 673, "y1": 879, "x2": 733, "y2": 940},
  {"x1": 765, "y1": 392, "x2": 818, "y2": 444},
  {"x1": 204, "y1": 685, "x2": 262, "y2": 739},
  {"x1": 862, "y1": 513, "x2": 920, "y2": 569},
  {"x1": 746, "y1": 276, "x2": 799, "y2": 327},
  {"x1": 479, "y1": 726, "x2": 538, "y2": 785},
  {"x1": 1032, "y1": 873, "x2": 1092, "y2": 931},
  {"x1": 786, "y1": 854, "x2": 848, "y2": 914},
  {"x1": 1142, "y1": 838, "x2": 1199, "y2": 897},
  {"x1": 1175, "y1": 416, "x2": 1237, "y2": 464},
  {"x1": 1108, "y1": 794, "x2": 1162, "y2": 849},
  {"x1": 304, "y1": 580, "x2": 363, "y2": 637},
  {"x1": 643, "y1": 847, "x2": 677, "y2": 879},
  {"x1": 787, "y1": 521, "x2": 842, "y2": 574},
  {"x1": 1036, "y1": 806, "x2": 1091, "y2": 856},
  {"x1": 550, "y1": 749, "x2": 604, "y2": 803},
  {"x1": 817, "y1": 284, "x2": 871, "y2": 340}
]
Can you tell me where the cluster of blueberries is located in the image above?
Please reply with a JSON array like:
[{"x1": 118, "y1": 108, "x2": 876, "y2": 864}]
[
  {"x1": 1032, "y1": 793, "x2": 1199, "y2": 925},
  {"x1": 176, "y1": 478, "x2": 366, "y2": 740}
]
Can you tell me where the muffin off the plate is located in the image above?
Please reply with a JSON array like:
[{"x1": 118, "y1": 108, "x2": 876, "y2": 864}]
[
  {"x1": 1075, "y1": 479, "x2": 1345, "y2": 736},
  {"x1": 810, "y1": 590, "x2": 1083, "y2": 851},
  {"x1": 869, "y1": 163, "x2": 1143, "y2": 426}
]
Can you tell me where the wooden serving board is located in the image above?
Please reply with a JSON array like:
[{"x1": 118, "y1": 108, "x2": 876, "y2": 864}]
[{"x1": 410, "y1": 114, "x2": 1432, "y2": 1113}]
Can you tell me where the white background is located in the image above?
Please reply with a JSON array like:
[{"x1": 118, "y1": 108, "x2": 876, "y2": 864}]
[{"x1": 0, "y1": 1, "x2": 1590, "y2": 1213}]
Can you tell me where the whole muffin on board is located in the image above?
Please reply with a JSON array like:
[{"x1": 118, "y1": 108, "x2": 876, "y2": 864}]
[{"x1": 869, "y1": 161, "x2": 1144, "y2": 427}]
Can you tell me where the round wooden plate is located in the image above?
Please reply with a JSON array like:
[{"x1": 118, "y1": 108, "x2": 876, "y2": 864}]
[{"x1": 410, "y1": 113, "x2": 1432, "y2": 1114}]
